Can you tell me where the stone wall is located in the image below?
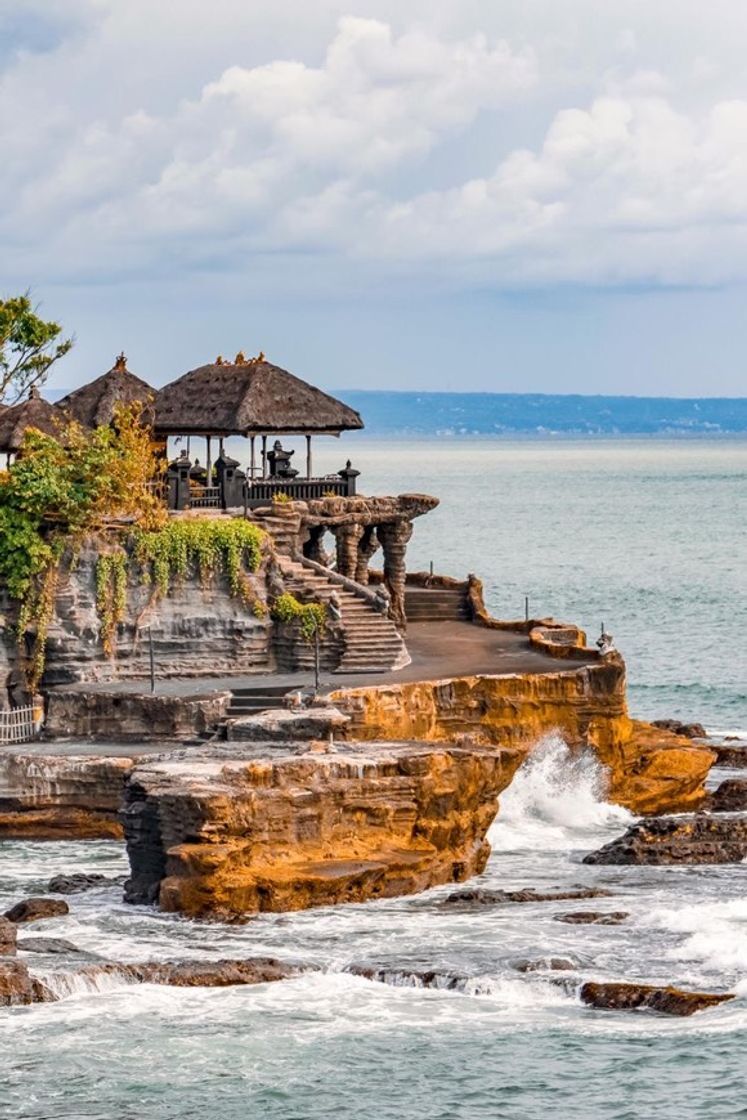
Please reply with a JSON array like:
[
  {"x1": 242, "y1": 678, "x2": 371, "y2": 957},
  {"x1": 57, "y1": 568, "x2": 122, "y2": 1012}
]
[{"x1": 44, "y1": 687, "x2": 231, "y2": 742}]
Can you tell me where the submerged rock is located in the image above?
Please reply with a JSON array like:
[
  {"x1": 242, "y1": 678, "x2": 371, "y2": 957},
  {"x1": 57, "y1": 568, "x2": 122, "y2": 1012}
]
[
  {"x1": 709, "y1": 779, "x2": 747, "y2": 813},
  {"x1": 553, "y1": 911, "x2": 629, "y2": 925},
  {"x1": 0, "y1": 960, "x2": 56, "y2": 1006},
  {"x1": 513, "y1": 957, "x2": 579, "y2": 973},
  {"x1": 651, "y1": 720, "x2": 707, "y2": 740},
  {"x1": 347, "y1": 964, "x2": 470, "y2": 990},
  {"x1": 443, "y1": 887, "x2": 611, "y2": 907},
  {"x1": 4, "y1": 898, "x2": 70, "y2": 925},
  {"x1": 17, "y1": 938, "x2": 84, "y2": 955},
  {"x1": 0, "y1": 918, "x2": 17, "y2": 956},
  {"x1": 583, "y1": 815, "x2": 747, "y2": 865},
  {"x1": 42, "y1": 957, "x2": 302, "y2": 997},
  {"x1": 580, "y1": 981, "x2": 734, "y2": 1017},
  {"x1": 714, "y1": 745, "x2": 747, "y2": 768},
  {"x1": 47, "y1": 873, "x2": 124, "y2": 895}
]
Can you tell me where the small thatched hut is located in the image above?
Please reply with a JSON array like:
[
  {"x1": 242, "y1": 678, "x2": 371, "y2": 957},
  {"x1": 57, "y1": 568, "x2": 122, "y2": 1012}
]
[
  {"x1": 58, "y1": 353, "x2": 153, "y2": 428},
  {"x1": 155, "y1": 352, "x2": 363, "y2": 478},
  {"x1": 0, "y1": 387, "x2": 66, "y2": 457}
]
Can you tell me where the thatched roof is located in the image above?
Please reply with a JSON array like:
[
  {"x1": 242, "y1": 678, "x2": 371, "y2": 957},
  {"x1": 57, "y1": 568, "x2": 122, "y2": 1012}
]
[
  {"x1": 58, "y1": 353, "x2": 153, "y2": 428},
  {"x1": 0, "y1": 388, "x2": 66, "y2": 452},
  {"x1": 154, "y1": 353, "x2": 364, "y2": 437}
]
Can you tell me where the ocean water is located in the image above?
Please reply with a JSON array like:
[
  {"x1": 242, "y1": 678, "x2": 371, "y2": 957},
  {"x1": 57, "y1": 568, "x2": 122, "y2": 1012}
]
[{"x1": 2, "y1": 438, "x2": 746, "y2": 1119}]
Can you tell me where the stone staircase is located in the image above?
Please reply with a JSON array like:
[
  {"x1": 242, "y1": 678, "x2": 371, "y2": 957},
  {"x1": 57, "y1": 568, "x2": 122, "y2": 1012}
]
[
  {"x1": 277, "y1": 557, "x2": 410, "y2": 674},
  {"x1": 404, "y1": 584, "x2": 470, "y2": 622},
  {"x1": 226, "y1": 684, "x2": 293, "y2": 719}
]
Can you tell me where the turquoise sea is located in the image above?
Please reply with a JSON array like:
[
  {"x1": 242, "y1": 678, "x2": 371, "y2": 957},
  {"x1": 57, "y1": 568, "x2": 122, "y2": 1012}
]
[{"x1": 1, "y1": 437, "x2": 746, "y2": 1120}]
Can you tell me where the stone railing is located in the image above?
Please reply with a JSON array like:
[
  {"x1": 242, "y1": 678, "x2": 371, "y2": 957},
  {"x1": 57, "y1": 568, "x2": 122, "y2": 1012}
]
[{"x1": 297, "y1": 556, "x2": 390, "y2": 614}]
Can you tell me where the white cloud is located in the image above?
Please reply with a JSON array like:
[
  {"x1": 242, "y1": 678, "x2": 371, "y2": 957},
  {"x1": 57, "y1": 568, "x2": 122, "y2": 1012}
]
[{"x1": 4, "y1": 3, "x2": 747, "y2": 291}]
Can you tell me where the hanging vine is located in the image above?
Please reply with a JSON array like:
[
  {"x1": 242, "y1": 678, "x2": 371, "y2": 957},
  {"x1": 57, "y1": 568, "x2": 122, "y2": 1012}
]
[
  {"x1": 95, "y1": 551, "x2": 128, "y2": 656},
  {"x1": 131, "y1": 519, "x2": 265, "y2": 603}
]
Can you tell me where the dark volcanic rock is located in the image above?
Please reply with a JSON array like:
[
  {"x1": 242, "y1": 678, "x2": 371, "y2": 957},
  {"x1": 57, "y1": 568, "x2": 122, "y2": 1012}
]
[
  {"x1": 713, "y1": 745, "x2": 747, "y2": 768},
  {"x1": 68, "y1": 957, "x2": 301, "y2": 989},
  {"x1": 48, "y1": 873, "x2": 124, "y2": 895},
  {"x1": 580, "y1": 981, "x2": 734, "y2": 1017},
  {"x1": 0, "y1": 918, "x2": 17, "y2": 956},
  {"x1": 710, "y1": 780, "x2": 747, "y2": 813},
  {"x1": 513, "y1": 957, "x2": 579, "y2": 973},
  {"x1": 17, "y1": 937, "x2": 84, "y2": 955},
  {"x1": 0, "y1": 960, "x2": 56, "y2": 1006},
  {"x1": 652, "y1": 720, "x2": 707, "y2": 739},
  {"x1": 583, "y1": 815, "x2": 747, "y2": 865},
  {"x1": 4, "y1": 898, "x2": 70, "y2": 925},
  {"x1": 553, "y1": 911, "x2": 629, "y2": 925},
  {"x1": 444, "y1": 886, "x2": 611, "y2": 907},
  {"x1": 347, "y1": 964, "x2": 470, "y2": 990}
]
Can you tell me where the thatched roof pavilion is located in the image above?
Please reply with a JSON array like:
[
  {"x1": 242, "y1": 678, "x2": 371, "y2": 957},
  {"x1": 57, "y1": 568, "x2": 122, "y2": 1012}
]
[
  {"x1": 0, "y1": 387, "x2": 66, "y2": 455},
  {"x1": 58, "y1": 353, "x2": 153, "y2": 428},
  {"x1": 155, "y1": 353, "x2": 363, "y2": 438},
  {"x1": 155, "y1": 351, "x2": 363, "y2": 480}
]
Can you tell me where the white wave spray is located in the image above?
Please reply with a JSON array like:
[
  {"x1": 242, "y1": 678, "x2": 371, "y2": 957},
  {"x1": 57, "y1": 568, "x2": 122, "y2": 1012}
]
[{"x1": 489, "y1": 733, "x2": 633, "y2": 851}]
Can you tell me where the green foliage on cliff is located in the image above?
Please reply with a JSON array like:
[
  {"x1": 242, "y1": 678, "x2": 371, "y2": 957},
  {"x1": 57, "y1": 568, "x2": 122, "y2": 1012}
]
[
  {"x1": 0, "y1": 404, "x2": 164, "y2": 689},
  {"x1": 132, "y1": 519, "x2": 264, "y2": 600},
  {"x1": 93, "y1": 519, "x2": 267, "y2": 659},
  {"x1": 96, "y1": 551, "x2": 128, "y2": 657},
  {"x1": 271, "y1": 592, "x2": 328, "y2": 642}
]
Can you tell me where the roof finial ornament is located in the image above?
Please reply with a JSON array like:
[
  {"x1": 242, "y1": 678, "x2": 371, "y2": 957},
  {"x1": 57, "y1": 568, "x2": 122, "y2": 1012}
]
[
  {"x1": 215, "y1": 355, "x2": 224, "y2": 365},
  {"x1": 114, "y1": 352, "x2": 127, "y2": 371},
  {"x1": 28, "y1": 385, "x2": 41, "y2": 399},
  {"x1": 234, "y1": 350, "x2": 246, "y2": 365}
]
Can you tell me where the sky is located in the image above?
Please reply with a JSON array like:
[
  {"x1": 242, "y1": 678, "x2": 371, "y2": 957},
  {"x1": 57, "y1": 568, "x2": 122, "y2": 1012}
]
[{"x1": 2, "y1": 0, "x2": 747, "y2": 397}]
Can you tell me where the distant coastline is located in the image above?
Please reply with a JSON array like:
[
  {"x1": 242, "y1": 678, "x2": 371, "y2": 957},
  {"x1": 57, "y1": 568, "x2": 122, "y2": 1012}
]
[{"x1": 330, "y1": 390, "x2": 747, "y2": 437}]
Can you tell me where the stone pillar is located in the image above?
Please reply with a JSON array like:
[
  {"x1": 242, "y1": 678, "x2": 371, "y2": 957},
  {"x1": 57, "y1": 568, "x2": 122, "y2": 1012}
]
[
  {"x1": 355, "y1": 526, "x2": 379, "y2": 585},
  {"x1": 377, "y1": 520, "x2": 412, "y2": 628},
  {"x1": 334, "y1": 523, "x2": 364, "y2": 580},
  {"x1": 304, "y1": 526, "x2": 332, "y2": 567}
]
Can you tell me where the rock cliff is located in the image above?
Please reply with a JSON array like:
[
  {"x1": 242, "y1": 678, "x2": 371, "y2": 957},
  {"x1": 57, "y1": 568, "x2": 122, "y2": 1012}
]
[
  {"x1": 330, "y1": 655, "x2": 715, "y2": 815},
  {"x1": 122, "y1": 739, "x2": 523, "y2": 919},
  {"x1": 0, "y1": 751, "x2": 131, "y2": 838}
]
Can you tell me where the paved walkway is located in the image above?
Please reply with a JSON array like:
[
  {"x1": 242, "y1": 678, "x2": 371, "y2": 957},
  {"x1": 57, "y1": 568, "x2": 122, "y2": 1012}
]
[{"x1": 49, "y1": 620, "x2": 596, "y2": 700}]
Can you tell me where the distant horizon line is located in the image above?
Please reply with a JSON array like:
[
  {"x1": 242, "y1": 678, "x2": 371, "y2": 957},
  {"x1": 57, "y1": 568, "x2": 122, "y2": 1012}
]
[{"x1": 333, "y1": 388, "x2": 747, "y2": 402}]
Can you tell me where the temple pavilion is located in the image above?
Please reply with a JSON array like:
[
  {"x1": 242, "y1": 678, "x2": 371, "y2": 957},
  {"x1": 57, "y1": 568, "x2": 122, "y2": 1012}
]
[
  {"x1": 58, "y1": 353, "x2": 153, "y2": 427},
  {"x1": 0, "y1": 387, "x2": 66, "y2": 463},
  {"x1": 154, "y1": 351, "x2": 364, "y2": 509}
]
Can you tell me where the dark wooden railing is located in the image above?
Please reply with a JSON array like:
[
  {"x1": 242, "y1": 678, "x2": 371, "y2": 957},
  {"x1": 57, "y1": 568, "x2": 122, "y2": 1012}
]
[
  {"x1": 245, "y1": 476, "x2": 350, "y2": 507},
  {"x1": 164, "y1": 463, "x2": 359, "y2": 511}
]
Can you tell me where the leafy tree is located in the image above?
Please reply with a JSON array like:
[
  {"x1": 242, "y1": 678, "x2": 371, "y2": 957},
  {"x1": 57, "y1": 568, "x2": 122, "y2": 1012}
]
[{"x1": 0, "y1": 293, "x2": 73, "y2": 404}]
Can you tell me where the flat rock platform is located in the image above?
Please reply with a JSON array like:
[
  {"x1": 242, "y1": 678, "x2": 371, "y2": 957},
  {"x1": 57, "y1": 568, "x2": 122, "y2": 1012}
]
[{"x1": 48, "y1": 619, "x2": 596, "y2": 701}]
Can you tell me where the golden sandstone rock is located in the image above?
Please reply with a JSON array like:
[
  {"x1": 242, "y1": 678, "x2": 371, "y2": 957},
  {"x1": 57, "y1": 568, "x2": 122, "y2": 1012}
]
[
  {"x1": 122, "y1": 740, "x2": 523, "y2": 919},
  {"x1": 331, "y1": 654, "x2": 715, "y2": 816}
]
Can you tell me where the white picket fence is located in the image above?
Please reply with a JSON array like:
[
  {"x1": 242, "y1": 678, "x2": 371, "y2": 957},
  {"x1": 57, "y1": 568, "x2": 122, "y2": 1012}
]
[{"x1": 0, "y1": 705, "x2": 43, "y2": 745}]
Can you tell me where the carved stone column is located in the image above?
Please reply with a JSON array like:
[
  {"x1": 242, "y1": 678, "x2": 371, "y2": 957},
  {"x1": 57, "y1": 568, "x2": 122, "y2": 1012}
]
[
  {"x1": 334, "y1": 523, "x2": 364, "y2": 579},
  {"x1": 303, "y1": 526, "x2": 332, "y2": 567},
  {"x1": 377, "y1": 520, "x2": 412, "y2": 628},
  {"x1": 355, "y1": 526, "x2": 379, "y2": 585}
]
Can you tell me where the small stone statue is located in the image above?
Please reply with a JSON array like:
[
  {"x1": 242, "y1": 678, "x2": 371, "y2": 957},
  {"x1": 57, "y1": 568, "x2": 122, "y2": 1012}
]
[{"x1": 596, "y1": 624, "x2": 615, "y2": 655}]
